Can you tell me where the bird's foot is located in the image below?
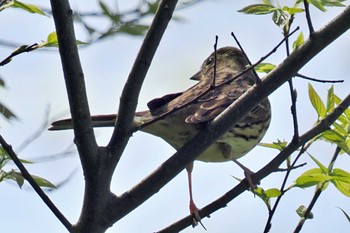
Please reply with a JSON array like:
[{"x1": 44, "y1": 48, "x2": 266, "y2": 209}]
[
  {"x1": 234, "y1": 159, "x2": 259, "y2": 190},
  {"x1": 243, "y1": 168, "x2": 258, "y2": 190},
  {"x1": 189, "y1": 202, "x2": 207, "y2": 230}
]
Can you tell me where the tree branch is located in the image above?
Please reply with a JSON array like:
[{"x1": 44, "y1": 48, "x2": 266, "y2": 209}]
[
  {"x1": 50, "y1": 0, "x2": 98, "y2": 173},
  {"x1": 107, "y1": 0, "x2": 179, "y2": 166},
  {"x1": 106, "y1": 5, "x2": 350, "y2": 227}
]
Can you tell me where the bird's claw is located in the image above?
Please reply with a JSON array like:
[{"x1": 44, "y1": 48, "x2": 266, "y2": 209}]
[
  {"x1": 189, "y1": 202, "x2": 207, "y2": 230},
  {"x1": 190, "y1": 210, "x2": 207, "y2": 230}
]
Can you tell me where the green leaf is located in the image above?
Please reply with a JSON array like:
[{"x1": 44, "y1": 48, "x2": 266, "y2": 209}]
[
  {"x1": 334, "y1": 94, "x2": 350, "y2": 120},
  {"x1": 332, "y1": 122, "x2": 348, "y2": 137},
  {"x1": 255, "y1": 63, "x2": 276, "y2": 74},
  {"x1": 272, "y1": 8, "x2": 291, "y2": 29},
  {"x1": 308, "y1": 83, "x2": 326, "y2": 118},
  {"x1": 309, "y1": 154, "x2": 328, "y2": 173},
  {"x1": 295, "y1": 168, "x2": 330, "y2": 188},
  {"x1": 13, "y1": 0, "x2": 47, "y2": 16},
  {"x1": 0, "y1": 103, "x2": 17, "y2": 120},
  {"x1": 32, "y1": 175, "x2": 56, "y2": 188},
  {"x1": 337, "y1": 207, "x2": 350, "y2": 222},
  {"x1": 326, "y1": 85, "x2": 335, "y2": 113},
  {"x1": 322, "y1": 129, "x2": 345, "y2": 142},
  {"x1": 296, "y1": 205, "x2": 314, "y2": 219},
  {"x1": 282, "y1": 6, "x2": 304, "y2": 14},
  {"x1": 238, "y1": 4, "x2": 275, "y2": 15},
  {"x1": 99, "y1": 1, "x2": 120, "y2": 22},
  {"x1": 321, "y1": 130, "x2": 350, "y2": 155},
  {"x1": 259, "y1": 140, "x2": 288, "y2": 151},
  {"x1": 0, "y1": 77, "x2": 5, "y2": 87},
  {"x1": 310, "y1": 0, "x2": 327, "y2": 11},
  {"x1": 321, "y1": 0, "x2": 346, "y2": 7},
  {"x1": 330, "y1": 169, "x2": 350, "y2": 197},
  {"x1": 12, "y1": 171, "x2": 24, "y2": 188},
  {"x1": 265, "y1": 188, "x2": 281, "y2": 198},
  {"x1": 293, "y1": 32, "x2": 304, "y2": 50},
  {"x1": 46, "y1": 32, "x2": 59, "y2": 47},
  {"x1": 39, "y1": 32, "x2": 87, "y2": 48},
  {"x1": 118, "y1": 24, "x2": 149, "y2": 36},
  {"x1": 147, "y1": 0, "x2": 161, "y2": 14}
]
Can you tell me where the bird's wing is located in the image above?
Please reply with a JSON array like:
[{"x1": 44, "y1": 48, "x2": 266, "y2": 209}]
[
  {"x1": 147, "y1": 92, "x2": 183, "y2": 111},
  {"x1": 146, "y1": 77, "x2": 213, "y2": 116},
  {"x1": 184, "y1": 86, "x2": 242, "y2": 124}
]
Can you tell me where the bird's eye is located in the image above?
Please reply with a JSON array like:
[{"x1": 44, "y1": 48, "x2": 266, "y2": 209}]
[{"x1": 206, "y1": 57, "x2": 213, "y2": 66}]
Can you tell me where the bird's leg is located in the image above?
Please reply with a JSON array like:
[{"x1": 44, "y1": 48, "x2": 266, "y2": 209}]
[
  {"x1": 233, "y1": 159, "x2": 258, "y2": 190},
  {"x1": 186, "y1": 163, "x2": 199, "y2": 223},
  {"x1": 220, "y1": 143, "x2": 258, "y2": 190},
  {"x1": 186, "y1": 162, "x2": 206, "y2": 228}
]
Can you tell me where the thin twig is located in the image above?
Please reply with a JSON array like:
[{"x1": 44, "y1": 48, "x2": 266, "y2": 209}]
[
  {"x1": 0, "y1": 43, "x2": 38, "y2": 66},
  {"x1": 296, "y1": 73, "x2": 344, "y2": 83},
  {"x1": 293, "y1": 146, "x2": 341, "y2": 233},
  {"x1": 231, "y1": 31, "x2": 261, "y2": 84},
  {"x1": 0, "y1": 134, "x2": 73, "y2": 232},
  {"x1": 303, "y1": 0, "x2": 315, "y2": 35},
  {"x1": 274, "y1": 162, "x2": 307, "y2": 172},
  {"x1": 283, "y1": 17, "x2": 300, "y2": 140},
  {"x1": 263, "y1": 145, "x2": 306, "y2": 233}
]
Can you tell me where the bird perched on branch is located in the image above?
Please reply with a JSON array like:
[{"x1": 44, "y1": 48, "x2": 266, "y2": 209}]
[{"x1": 50, "y1": 46, "x2": 271, "y2": 226}]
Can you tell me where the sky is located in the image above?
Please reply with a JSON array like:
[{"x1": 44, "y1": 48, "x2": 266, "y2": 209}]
[{"x1": 0, "y1": 0, "x2": 350, "y2": 232}]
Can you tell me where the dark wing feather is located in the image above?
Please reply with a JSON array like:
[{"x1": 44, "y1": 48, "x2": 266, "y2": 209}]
[
  {"x1": 185, "y1": 87, "x2": 243, "y2": 124},
  {"x1": 147, "y1": 92, "x2": 183, "y2": 112}
]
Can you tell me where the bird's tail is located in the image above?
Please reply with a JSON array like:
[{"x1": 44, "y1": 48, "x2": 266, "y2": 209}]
[
  {"x1": 49, "y1": 111, "x2": 152, "y2": 131},
  {"x1": 49, "y1": 114, "x2": 118, "y2": 130}
]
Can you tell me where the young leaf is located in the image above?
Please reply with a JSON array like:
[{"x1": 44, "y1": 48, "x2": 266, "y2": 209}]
[
  {"x1": 118, "y1": 24, "x2": 149, "y2": 36},
  {"x1": 296, "y1": 205, "x2": 314, "y2": 219},
  {"x1": 259, "y1": 140, "x2": 288, "y2": 151},
  {"x1": 309, "y1": 154, "x2": 328, "y2": 173},
  {"x1": 295, "y1": 168, "x2": 330, "y2": 188},
  {"x1": 255, "y1": 63, "x2": 276, "y2": 74},
  {"x1": 12, "y1": 171, "x2": 25, "y2": 188},
  {"x1": 326, "y1": 85, "x2": 335, "y2": 113},
  {"x1": 282, "y1": 6, "x2": 304, "y2": 14},
  {"x1": 13, "y1": 0, "x2": 47, "y2": 16},
  {"x1": 321, "y1": 0, "x2": 347, "y2": 7},
  {"x1": 238, "y1": 4, "x2": 275, "y2": 15},
  {"x1": 0, "y1": 103, "x2": 17, "y2": 120},
  {"x1": 46, "y1": 32, "x2": 59, "y2": 47},
  {"x1": 337, "y1": 207, "x2": 350, "y2": 222},
  {"x1": 293, "y1": 32, "x2": 304, "y2": 50},
  {"x1": 308, "y1": 83, "x2": 326, "y2": 118},
  {"x1": 32, "y1": 175, "x2": 57, "y2": 189},
  {"x1": 330, "y1": 169, "x2": 350, "y2": 197},
  {"x1": 265, "y1": 188, "x2": 281, "y2": 198},
  {"x1": 310, "y1": 0, "x2": 327, "y2": 11},
  {"x1": 272, "y1": 8, "x2": 291, "y2": 29},
  {"x1": 334, "y1": 94, "x2": 350, "y2": 120}
]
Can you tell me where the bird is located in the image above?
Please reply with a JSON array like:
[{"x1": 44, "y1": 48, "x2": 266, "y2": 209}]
[{"x1": 49, "y1": 46, "x2": 271, "y2": 226}]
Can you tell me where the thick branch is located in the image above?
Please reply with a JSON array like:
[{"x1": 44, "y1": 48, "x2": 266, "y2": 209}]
[
  {"x1": 105, "y1": 5, "x2": 350, "y2": 225},
  {"x1": 107, "y1": 0, "x2": 179, "y2": 165},
  {"x1": 50, "y1": 0, "x2": 98, "y2": 173}
]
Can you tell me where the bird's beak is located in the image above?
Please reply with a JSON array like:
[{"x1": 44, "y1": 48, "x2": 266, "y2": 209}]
[{"x1": 190, "y1": 71, "x2": 201, "y2": 81}]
